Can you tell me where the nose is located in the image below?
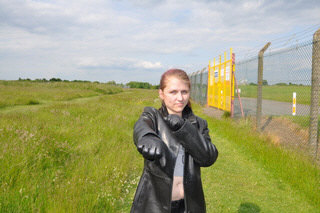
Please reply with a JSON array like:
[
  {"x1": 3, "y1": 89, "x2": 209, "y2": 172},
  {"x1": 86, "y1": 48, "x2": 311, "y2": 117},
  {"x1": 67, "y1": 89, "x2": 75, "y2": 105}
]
[{"x1": 177, "y1": 92, "x2": 183, "y2": 101}]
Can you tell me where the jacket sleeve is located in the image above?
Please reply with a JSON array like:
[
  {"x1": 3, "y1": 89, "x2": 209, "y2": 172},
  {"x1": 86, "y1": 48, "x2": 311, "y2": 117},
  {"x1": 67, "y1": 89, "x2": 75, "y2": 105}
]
[
  {"x1": 133, "y1": 107, "x2": 159, "y2": 143},
  {"x1": 173, "y1": 117, "x2": 218, "y2": 167},
  {"x1": 133, "y1": 107, "x2": 169, "y2": 167}
]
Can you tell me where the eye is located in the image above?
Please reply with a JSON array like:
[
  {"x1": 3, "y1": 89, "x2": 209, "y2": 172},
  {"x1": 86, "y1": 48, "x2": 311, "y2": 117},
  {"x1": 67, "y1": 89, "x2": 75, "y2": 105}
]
[
  {"x1": 170, "y1": 90, "x2": 178, "y2": 94},
  {"x1": 181, "y1": 90, "x2": 189, "y2": 95}
]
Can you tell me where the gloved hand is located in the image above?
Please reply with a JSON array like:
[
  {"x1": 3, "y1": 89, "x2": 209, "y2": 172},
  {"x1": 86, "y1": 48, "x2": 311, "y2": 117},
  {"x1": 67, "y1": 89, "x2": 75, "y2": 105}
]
[
  {"x1": 164, "y1": 114, "x2": 185, "y2": 131},
  {"x1": 137, "y1": 134, "x2": 164, "y2": 161}
]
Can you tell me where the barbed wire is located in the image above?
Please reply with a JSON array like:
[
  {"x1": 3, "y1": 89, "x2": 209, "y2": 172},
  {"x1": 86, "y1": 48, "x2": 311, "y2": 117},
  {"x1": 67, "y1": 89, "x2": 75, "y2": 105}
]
[
  {"x1": 269, "y1": 23, "x2": 319, "y2": 45},
  {"x1": 236, "y1": 23, "x2": 320, "y2": 62}
]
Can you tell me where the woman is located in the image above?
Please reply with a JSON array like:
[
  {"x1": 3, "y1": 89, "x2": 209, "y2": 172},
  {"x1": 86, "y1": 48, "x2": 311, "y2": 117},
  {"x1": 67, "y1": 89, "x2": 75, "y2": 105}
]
[{"x1": 131, "y1": 69, "x2": 218, "y2": 213}]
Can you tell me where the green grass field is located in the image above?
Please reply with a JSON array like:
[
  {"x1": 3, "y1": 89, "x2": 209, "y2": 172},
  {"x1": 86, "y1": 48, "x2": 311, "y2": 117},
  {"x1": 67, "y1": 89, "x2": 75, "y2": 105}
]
[
  {"x1": 0, "y1": 80, "x2": 123, "y2": 108},
  {"x1": 238, "y1": 84, "x2": 320, "y2": 129},
  {"x1": 238, "y1": 85, "x2": 311, "y2": 105},
  {"x1": 0, "y1": 82, "x2": 319, "y2": 212}
]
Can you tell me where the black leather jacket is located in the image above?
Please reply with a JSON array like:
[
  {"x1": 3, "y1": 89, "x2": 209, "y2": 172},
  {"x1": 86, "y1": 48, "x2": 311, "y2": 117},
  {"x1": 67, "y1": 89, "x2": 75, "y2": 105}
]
[{"x1": 131, "y1": 104, "x2": 218, "y2": 213}]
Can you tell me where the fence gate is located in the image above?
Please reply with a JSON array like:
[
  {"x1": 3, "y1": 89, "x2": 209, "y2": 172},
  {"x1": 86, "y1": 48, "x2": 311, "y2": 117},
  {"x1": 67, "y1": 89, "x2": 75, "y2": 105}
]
[{"x1": 207, "y1": 48, "x2": 235, "y2": 112}]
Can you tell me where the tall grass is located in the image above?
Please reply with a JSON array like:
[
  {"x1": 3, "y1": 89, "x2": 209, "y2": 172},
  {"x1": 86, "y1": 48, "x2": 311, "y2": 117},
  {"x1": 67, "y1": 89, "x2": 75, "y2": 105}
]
[
  {"x1": 0, "y1": 86, "x2": 319, "y2": 212},
  {"x1": 0, "y1": 80, "x2": 123, "y2": 108},
  {"x1": 0, "y1": 88, "x2": 157, "y2": 212}
]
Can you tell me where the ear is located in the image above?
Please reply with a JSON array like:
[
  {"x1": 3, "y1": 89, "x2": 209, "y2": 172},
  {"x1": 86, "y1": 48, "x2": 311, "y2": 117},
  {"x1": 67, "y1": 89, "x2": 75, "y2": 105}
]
[{"x1": 159, "y1": 89, "x2": 164, "y2": 100}]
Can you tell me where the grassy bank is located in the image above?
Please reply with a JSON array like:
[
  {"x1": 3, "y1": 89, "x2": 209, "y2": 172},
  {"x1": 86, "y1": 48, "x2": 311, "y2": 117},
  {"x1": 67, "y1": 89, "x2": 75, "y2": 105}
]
[
  {"x1": 195, "y1": 112, "x2": 320, "y2": 212},
  {"x1": 0, "y1": 80, "x2": 123, "y2": 108},
  {"x1": 0, "y1": 87, "x2": 319, "y2": 212},
  {"x1": 0, "y1": 89, "x2": 155, "y2": 212}
]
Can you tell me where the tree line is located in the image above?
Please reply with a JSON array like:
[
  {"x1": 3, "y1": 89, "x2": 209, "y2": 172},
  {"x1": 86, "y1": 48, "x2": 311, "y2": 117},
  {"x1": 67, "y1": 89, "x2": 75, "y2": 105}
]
[
  {"x1": 125, "y1": 81, "x2": 159, "y2": 89},
  {"x1": 18, "y1": 78, "x2": 159, "y2": 89}
]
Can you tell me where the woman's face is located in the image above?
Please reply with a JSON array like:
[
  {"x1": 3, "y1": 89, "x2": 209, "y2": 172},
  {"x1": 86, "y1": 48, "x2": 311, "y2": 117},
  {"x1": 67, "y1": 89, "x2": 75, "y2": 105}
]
[{"x1": 159, "y1": 76, "x2": 190, "y2": 117}]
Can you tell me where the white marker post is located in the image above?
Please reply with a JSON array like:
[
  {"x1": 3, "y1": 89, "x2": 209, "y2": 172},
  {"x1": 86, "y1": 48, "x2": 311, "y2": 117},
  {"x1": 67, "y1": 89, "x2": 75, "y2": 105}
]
[{"x1": 292, "y1": 92, "x2": 296, "y2": 116}]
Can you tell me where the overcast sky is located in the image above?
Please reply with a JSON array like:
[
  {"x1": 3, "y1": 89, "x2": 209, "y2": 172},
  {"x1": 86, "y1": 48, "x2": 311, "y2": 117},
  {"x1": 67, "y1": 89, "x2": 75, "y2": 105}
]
[{"x1": 0, "y1": 0, "x2": 319, "y2": 84}]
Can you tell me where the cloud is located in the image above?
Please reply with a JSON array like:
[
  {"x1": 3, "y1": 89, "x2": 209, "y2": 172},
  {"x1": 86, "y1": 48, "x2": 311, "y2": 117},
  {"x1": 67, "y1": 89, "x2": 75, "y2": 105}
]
[
  {"x1": 0, "y1": 0, "x2": 320, "y2": 84},
  {"x1": 135, "y1": 61, "x2": 162, "y2": 69},
  {"x1": 0, "y1": 26, "x2": 59, "y2": 51},
  {"x1": 77, "y1": 56, "x2": 163, "y2": 70}
]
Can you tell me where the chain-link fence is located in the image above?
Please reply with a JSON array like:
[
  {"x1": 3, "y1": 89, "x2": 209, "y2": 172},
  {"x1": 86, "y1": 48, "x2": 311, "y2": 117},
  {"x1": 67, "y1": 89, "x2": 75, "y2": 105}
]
[
  {"x1": 235, "y1": 40, "x2": 313, "y2": 118},
  {"x1": 190, "y1": 67, "x2": 208, "y2": 106},
  {"x1": 189, "y1": 29, "x2": 320, "y2": 161},
  {"x1": 234, "y1": 38, "x2": 319, "y2": 159}
]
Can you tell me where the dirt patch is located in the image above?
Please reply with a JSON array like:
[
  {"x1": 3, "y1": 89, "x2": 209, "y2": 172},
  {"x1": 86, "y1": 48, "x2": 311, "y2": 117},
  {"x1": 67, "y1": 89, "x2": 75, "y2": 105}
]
[
  {"x1": 203, "y1": 107, "x2": 225, "y2": 119},
  {"x1": 258, "y1": 116, "x2": 310, "y2": 151}
]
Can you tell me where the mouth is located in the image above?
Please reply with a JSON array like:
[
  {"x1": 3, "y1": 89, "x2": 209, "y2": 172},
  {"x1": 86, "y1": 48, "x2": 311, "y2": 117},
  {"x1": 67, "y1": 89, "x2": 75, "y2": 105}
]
[{"x1": 176, "y1": 103, "x2": 185, "y2": 107}]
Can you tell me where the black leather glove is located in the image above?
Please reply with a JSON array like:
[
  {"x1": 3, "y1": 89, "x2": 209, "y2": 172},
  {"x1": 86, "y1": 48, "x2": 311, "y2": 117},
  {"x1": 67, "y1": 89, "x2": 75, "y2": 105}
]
[
  {"x1": 164, "y1": 114, "x2": 185, "y2": 131},
  {"x1": 137, "y1": 134, "x2": 164, "y2": 161}
]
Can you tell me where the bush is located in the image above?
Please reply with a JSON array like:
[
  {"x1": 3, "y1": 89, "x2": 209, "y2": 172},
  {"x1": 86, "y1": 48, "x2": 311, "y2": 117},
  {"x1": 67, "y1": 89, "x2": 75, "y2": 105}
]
[
  {"x1": 275, "y1": 83, "x2": 287, "y2": 86},
  {"x1": 49, "y1": 78, "x2": 62, "y2": 82},
  {"x1": 262, "y1": 79, "x2": 268, "y2": 85},
  {"x1": 223, "y1": 111, "x2": 231, "y2": 118},
  {"x1": 27, "y1": 100, "x2": 40, "y2": 105},
  {"x1": 126, "y1": 81, "x2": 152, "y2": 89}
]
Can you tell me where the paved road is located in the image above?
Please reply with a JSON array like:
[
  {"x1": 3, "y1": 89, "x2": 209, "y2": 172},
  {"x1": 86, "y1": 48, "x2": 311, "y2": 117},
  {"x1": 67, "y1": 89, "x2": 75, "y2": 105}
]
[{"x1": 233, "y1": 97, "x2": 310, "y2": 117}]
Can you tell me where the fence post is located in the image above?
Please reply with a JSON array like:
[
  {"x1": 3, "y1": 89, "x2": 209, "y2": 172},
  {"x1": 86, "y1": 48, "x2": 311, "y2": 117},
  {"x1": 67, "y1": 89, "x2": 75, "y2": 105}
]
[
  {"x1": 195, "y1": 71, "x2": 200, "y2": 103},
  {"x1": 203, "y1": 67, "x2": 208, "y2": 106},
  {"x1": 256, "y1": 42, "x2": 271, "y2": 130},
  {"x1": 192, "y1": 72, "x2": 196, "y2": 100},
  {"x1": 190, "y1": 73, "x2": 194, "y2": 100},
  {"x1": 199, "y1": 70, "x2": 203, "y2": 104},
  {"x1": 309, "y1": 28, "x2": 320, "y2": 159}
]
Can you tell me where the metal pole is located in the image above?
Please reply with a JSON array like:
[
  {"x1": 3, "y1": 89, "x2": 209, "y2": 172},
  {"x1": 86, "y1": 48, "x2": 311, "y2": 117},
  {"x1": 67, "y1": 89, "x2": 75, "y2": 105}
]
[
  {"x1": 199, "y1": 69, "x2": 203, "y2": 105},
  {"x1": 192, "y1": 72, "x2": 196, "y2": 102},
  {"x1": 204, "y1": 67, "x2": 208, "y2": 106},
  {"x1": 256, "y1": 42, "x2": 271, "y2": 130},
  {"x1": 309, "y1": 28, "x2": 320, "y2": 159},
  {"x1": 207, "y1": 63, "x2": 211, "y2": 107},
  {"x1": 201, "y1": 67, "x2": 207, "y2": 105},
  {"x1": 190, "y1": 73, "x2": 194, "y2": 100},
  {"x1": 234, "y1": 75, "x2": 244, "y2": 117},
  {"x1": 195, "y1": 71, "x2": 200, "y2": 103},
  {"x1": 231, "y1": 67, "x2": 234, "y2": 117},
  {"x1": 231, "y1": 52, "x2": 235, "y2": 117}
]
